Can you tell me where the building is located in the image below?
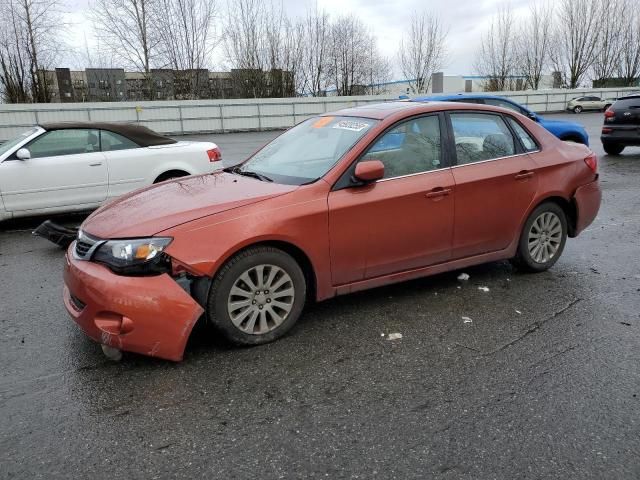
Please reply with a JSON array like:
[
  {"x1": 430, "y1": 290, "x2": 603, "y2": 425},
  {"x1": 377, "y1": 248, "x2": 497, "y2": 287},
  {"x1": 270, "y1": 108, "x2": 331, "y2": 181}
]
[{"x1": 39, "y1": 67, "x2": 296, "y2": 102}]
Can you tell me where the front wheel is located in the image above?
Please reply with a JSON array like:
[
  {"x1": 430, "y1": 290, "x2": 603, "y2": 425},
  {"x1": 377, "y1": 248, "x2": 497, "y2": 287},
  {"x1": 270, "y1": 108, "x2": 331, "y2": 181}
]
[
  {"x1": 603, "y1": 143, "x2": 624, "y2": 155},
  {"x1": 207, "y1": 246, "x2": 306, "y2": 346},
  {"x1": 511, "y1": 202, "x2": 567, "y2": 273},
  {"x1": 573, "y1": 106, "x2": 583, "y2": 113}
]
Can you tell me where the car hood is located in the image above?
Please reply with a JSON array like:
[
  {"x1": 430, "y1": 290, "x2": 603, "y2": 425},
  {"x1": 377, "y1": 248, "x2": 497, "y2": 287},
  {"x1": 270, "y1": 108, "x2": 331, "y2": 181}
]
[{"x1": 82, "y1": 172, "x2": 297, "y2": 238}]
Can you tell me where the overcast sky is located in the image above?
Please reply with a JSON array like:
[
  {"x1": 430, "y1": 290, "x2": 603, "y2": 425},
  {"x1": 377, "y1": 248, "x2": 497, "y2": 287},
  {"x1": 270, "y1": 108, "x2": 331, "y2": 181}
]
[{"x1": 62, "y1": 0, "x2": 533, "y2": 78}]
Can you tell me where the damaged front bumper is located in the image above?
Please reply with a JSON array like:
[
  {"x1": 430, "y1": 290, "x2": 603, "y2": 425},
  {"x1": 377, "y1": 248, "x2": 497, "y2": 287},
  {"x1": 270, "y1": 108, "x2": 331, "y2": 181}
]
[{"x1": 63, "y1": 243, "x2": 204, "y2": 361}]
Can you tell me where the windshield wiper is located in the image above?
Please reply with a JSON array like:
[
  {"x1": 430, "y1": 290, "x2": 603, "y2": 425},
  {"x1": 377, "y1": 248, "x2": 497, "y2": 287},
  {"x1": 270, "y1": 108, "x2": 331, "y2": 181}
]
[{"x1": 230, "y1": 166, "x2": 273, "y2": 182}]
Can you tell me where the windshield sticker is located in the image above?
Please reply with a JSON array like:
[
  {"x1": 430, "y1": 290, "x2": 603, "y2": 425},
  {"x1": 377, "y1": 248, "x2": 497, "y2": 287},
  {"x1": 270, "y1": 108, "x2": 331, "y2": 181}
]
[
  {"x1": 312, "y1": 116, "x2": 334, "y2": 128},
  {"x1": 333, "y1": 120, "x2": 371, "y2": 132}
]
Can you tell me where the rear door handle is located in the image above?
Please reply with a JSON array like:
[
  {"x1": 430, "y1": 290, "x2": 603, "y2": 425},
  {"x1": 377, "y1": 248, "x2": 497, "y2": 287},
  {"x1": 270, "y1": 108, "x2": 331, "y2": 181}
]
[
  {"x1": 425, "y1": 187, "x2": 451, "y2": 199},
  {"x1": 89, "y1": 162, "x2": 103, "y2": 167},
  {"x1": 515, "y1": 171, "x2": 534, "y2": 180}
]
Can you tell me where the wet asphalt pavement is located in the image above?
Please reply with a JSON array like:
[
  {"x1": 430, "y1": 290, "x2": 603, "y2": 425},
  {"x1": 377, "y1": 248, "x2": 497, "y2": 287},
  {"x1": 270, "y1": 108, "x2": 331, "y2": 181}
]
[{"x1": 1, "y1": 113, "x2": 640, "y2": 479}]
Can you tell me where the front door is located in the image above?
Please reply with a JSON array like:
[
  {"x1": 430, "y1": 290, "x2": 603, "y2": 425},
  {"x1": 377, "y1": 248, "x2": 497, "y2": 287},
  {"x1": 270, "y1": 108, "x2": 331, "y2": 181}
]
[
  {"x1": 0, "y1": 129, "x2": 108, "y2": 213},
  {"x1": 328, "y1": 114, "x2": 455, "y2": 285},
  {"x1": 447, "y1": 112, "x2": 538, "y2": 259}
]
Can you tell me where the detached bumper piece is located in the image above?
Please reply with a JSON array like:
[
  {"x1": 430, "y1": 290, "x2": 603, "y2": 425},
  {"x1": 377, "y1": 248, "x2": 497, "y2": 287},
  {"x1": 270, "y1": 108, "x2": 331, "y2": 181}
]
[
  {"x1": 63, "y1": 244, "x2": 204, "y2": 361},
  {"x1": 33, "y1": 220, "x2": 78, "y2": 248},
  {"x1": 573, "y1": 176, "x2": 602, "y2": 235}
]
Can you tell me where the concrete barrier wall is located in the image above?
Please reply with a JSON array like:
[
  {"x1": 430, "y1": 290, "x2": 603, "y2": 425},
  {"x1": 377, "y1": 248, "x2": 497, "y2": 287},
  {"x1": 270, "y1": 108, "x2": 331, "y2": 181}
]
[{"x1": 0, "y1": 87, "x2": 638, "y2": 142}]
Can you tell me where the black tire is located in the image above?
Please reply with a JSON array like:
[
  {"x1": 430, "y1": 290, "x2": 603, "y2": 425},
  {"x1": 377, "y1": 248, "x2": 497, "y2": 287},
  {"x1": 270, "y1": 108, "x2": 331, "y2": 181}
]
[
  {"x1": 206, "y1": 246, "x2": 306, "y2": 346},
  {"x1": 511, "y1": 202, "x2": 568, "y2": 273},
  {"x1": 573, "y1": 106, "x2": 583, "y2": 113},
  {"x1": 603, "y1": 143, "x2": 624, "y2": 156},
  {"x1": 154, "y1": 170, "x2": 189, "y2": 183}
]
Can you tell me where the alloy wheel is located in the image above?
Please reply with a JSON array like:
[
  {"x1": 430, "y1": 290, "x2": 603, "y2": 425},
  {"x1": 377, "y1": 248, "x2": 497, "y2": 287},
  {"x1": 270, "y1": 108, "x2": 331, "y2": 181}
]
[
  {"x1": 527, "y1": 212, "x2": 563, "y2": 263},
  {"x1": 227, "y1": 264, "x2": 295, "y2": 335}
]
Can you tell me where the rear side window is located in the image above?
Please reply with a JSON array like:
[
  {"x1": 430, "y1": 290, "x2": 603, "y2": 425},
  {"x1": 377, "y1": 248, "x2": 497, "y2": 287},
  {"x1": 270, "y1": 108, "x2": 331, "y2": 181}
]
[
  {"x1": 483, "y1": 98, "x2": 526, "y2": 115},
  {"x1": 614, "y1": 98, "x2": 640, "y2": 109},
  {"x1": 100, "y1": 130, "x2": 139, "y2": 151},
  {"x1": 449, "y1": 113, "x2": 516, "y2": 165},
  {"x1": 506, "y1": 117, "x2": 538, "y2": 152}
]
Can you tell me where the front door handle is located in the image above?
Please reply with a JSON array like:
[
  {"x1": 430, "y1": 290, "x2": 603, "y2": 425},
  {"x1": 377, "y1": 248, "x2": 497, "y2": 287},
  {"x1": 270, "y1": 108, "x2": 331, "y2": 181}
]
[
  {"x1": 425, "y1": 187, "x2": 451, "y2": 199},
  {"x1": 89, "y1": 162, "x2": 103, "y2": 167},
  {"x1": 515, "y1": 170, "x2": 534, "y2": 180}
]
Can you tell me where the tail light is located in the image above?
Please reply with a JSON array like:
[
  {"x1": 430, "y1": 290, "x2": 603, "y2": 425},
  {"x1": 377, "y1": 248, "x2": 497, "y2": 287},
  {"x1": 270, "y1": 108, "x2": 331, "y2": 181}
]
[
  {"x1": 207, "y1": 147, "x2": 222, "y2": 162},
  {"x1": 602, "y1": 127, "x2": 612, "y2": 134},
  {"x1": 604, "y1": 108, "x2": 615, "y2": 119},
  {"x1": 584, "y1": 153, "x2": 598, "y2": 173}
]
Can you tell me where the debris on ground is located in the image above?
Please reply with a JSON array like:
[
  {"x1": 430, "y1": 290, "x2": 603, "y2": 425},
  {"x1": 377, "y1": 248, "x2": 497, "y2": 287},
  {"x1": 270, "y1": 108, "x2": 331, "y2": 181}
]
[
  {"x1": 457, "y1": 273, "x2": 470, "y2": 281},
  {"x1": 515, "y1": 310, "x2": 522, "y2": 315},
  {"x1": 462, "y1": 317, "x2": 473, "y2": 324},
  {"x1": 478, "y1": 286, "x2": 490, "y2": 292},
  {"x1": 387, "y1": 333, "x2": 403, "y2": 341}
]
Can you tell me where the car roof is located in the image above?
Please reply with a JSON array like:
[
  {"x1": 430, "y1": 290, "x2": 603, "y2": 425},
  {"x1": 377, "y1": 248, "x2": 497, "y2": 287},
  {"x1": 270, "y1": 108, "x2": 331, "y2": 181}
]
[
  {"x1": 412, "y1": 93, "x2": 517, "y2": 102},
  {"x1": 38, "y1": 121, "x2": 177, "y2": 147},
  {"x1": 325, "y1": 100, "x2": 518, "y2": 120}
]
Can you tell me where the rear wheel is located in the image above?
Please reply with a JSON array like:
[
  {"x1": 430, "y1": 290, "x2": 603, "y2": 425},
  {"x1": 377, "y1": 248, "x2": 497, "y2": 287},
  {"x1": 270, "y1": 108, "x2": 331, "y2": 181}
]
[
  {"x1": 207, "y1": 246, "x2": 306, "y2": 346},
  {"x1": 603, "y1": 143, "x2": 624, "y2": 155},
  {"x1": 511, "y1": 202, "x2": 567, "y2": 273},
  {"x1": 573, "y1": 106, "x2": 583, "y2": 113}
]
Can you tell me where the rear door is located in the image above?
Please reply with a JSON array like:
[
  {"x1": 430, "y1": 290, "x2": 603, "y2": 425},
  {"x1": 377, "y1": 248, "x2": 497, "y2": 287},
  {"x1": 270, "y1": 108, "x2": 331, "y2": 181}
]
[
  {"x1": 447, "y1": 112, "x2": 539, "y2": 259},
  {"x1": 0, "y1": 129, "x2": 108, "y2": 213}
]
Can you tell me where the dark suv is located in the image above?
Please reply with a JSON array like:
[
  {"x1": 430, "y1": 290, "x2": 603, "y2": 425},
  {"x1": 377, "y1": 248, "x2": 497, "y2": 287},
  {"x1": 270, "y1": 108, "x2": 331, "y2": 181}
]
[{"x1": 601, "y1": 95, "x2": 640, "y2": 155}]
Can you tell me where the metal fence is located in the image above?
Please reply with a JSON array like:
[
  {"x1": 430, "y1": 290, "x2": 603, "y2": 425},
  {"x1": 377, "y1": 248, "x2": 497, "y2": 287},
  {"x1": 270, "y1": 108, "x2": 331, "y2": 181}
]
[{"x1": 0, "y1": 87, "x2": 638, "y2": 142}]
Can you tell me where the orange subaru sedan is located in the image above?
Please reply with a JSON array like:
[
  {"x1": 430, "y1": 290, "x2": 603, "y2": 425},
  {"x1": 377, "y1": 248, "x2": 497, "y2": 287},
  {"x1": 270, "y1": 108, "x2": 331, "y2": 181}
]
[{"x1": 63, "y1": 102, "x2": 601, "y2": 361}]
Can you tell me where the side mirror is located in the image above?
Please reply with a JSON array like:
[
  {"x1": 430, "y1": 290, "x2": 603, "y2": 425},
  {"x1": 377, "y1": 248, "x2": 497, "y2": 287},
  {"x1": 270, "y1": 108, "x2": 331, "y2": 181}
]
[
  {"x1": 354, "y1": 160, "x2": 384, "y2": 183},
  {"x1": 527, "y1": 112, "x2": 538, "y2": 122},
  {"x1": 16, "y1": 148, "x2": 31, "y2": 160}
]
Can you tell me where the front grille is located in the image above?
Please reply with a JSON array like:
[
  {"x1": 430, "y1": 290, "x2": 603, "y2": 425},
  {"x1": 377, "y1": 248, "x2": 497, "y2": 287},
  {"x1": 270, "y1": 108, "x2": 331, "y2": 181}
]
[
  {"x1": 74, "y1": 230, "x2": 101, "y2": 259},
  {"x1": 75, "y1": 240, "x2": 92, "y2": 257}
]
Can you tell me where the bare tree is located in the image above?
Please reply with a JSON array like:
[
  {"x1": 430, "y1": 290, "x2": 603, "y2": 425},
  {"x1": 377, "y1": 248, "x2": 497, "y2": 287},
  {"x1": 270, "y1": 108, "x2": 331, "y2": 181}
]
[
  {"x1": 475, "y1": 5, "x2": 517, "y2": 91},
  {"x1": 550, "y1": 0, "x2": 602, "y2": 88},
  {"x1": 327, "y1": 14, "x2": 384, "y2": 96},
  {"x1": 0, "y1": 0, "x2": 64, "y2": 102},
  {"x1": 516, "y1": 1, "x2": 552, "y2": 90},
  {"x1": 223, "y1": 0, "x2": 303, "y2": 97},
  {"x1": 617, "y1": 0, "x2": 640, "y2": 86},
  {"x1": 299, "y1": 9, "x2": 330, "y2": 96},
  {"x1": 155, "y1": 0, "x2": 217, "y2": 98},
  {"x1": 398, "y1": 13, "x2": 448, "y2": 94},
  {"x1": 90, "y1": 0, "x2": 157, "y2": 98},
  {"x1": 591, "y1": 0, "x2": 625, "y2": 85}
]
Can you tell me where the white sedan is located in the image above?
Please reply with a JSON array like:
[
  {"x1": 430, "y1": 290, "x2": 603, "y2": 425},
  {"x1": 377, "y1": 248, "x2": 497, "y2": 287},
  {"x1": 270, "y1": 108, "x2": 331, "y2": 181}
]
[{"x1": 0, "y1": 122, "x2": 222, "y2": 221}]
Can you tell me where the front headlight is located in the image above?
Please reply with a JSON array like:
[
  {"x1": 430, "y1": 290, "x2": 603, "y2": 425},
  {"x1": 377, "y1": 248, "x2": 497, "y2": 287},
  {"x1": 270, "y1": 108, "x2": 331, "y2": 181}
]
[{"x1": 92, "y1": 237, "x2": 173, "y2": 275}]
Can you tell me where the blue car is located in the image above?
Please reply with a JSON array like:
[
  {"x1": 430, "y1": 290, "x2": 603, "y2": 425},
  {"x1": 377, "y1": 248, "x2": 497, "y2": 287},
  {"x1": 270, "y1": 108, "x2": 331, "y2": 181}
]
[{"x1": 411, "y1": 94, "x2": 589, "y2": 145}]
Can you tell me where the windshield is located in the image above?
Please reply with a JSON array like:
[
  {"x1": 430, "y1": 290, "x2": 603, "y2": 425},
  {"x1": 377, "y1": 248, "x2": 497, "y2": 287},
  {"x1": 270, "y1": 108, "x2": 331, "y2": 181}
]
[
  {"x1": 233, "y1": 116, "x2": 378, "y2": 185},
  {"x1": 0, "y1": 127, "x2": 39, "y2": 158}
]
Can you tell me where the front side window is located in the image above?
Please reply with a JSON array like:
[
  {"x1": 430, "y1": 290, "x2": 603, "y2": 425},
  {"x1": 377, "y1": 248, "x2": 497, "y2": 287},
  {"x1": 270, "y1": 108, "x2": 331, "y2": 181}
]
[
  {"x1": 100, "y1": 131, "x2": 139, "y2": 151},
  {"x1": 237, "y1": 116, "x2": 378, "y2": 185},
  {"x1": 27, "y1": 129, "x2": 100, "y2": 158},
  {"x1": 506, "y1": 117, "x2": 538, "y2": 152},
  {"x1": 0, "y1": 127, "x2": 39, "y2": 158},
  {"x1": 360, "y1": 115, "x2": 442, "y2": 179},
  {"x1": 450, "y1": 113, "x2": 516, "y2": 165}
]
